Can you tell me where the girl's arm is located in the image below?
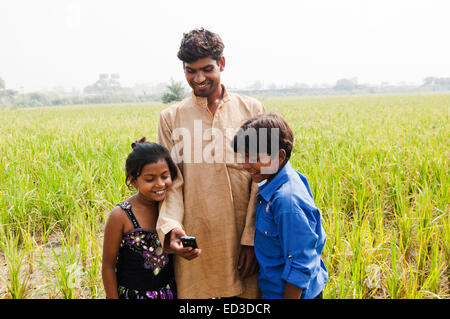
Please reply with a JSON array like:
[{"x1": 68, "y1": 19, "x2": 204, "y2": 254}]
[{"x1": 102, "y1": 207, "x2": 124, "y2": 299}]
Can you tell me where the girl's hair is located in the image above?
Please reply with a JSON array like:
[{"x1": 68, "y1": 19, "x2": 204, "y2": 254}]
[{"x1": 125, "y1": 137, "x2": 178, "y2": 188}]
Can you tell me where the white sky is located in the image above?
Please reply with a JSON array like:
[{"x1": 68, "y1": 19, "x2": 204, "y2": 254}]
[{"x1": 1, "y1": 0, "x2": 449, "y2": 91}]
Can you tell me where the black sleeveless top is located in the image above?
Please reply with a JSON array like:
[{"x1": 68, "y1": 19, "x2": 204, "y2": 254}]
[{"x1": 115, "y1": 201, "x2": 176, "y2": 299}]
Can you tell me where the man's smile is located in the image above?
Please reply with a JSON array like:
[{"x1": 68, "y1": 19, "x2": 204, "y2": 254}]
[{"x1": 194, "y1": 81, "x2": 211, "y2": 89}]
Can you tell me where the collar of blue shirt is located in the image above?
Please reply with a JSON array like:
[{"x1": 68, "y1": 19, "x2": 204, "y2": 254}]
[{"x1": 258, "y1": 160, "x2": 294, "y2": 202}]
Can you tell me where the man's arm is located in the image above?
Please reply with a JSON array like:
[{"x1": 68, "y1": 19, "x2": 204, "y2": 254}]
[
  {"x1": 237, "y1": 182, "x2": 259, "y2": 278},
  {"x1": 156, "y1": 110, "x2": 186, "y2": 250},
  {"x1": 240, "y1": 182, "x2": 258, "y2": 246},
  {"x1": 236, "y1": 99, "x2": 266, "y2": 278},
  {"x1": 156, "y1": 110, "x2": 201, "y2": 260}
]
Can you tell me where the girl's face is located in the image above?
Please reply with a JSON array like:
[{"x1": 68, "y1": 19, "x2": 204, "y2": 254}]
[{"x1": 132, "y1": 159, "x2": 173, "y2": 202}]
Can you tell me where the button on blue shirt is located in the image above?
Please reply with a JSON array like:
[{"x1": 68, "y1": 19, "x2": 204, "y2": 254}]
[{"x1": 255, "y1": 161, "x2": 328, "y2": 299}]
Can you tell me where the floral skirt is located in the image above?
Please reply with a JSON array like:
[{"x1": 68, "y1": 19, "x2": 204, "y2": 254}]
[{"x1": 118, "y1": 283, "x2": 176, "y2": 299}]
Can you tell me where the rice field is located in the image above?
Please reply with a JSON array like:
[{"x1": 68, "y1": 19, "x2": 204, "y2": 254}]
[{"x1": 0, "y1": 93, "x2": 448, "y2": 299}]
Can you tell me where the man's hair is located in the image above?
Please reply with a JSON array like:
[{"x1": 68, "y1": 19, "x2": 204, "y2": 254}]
[
  {"x1": 177, "y1": 28, "x2": 224, "y2": 65},
  {"x1": 232, "y1": 113, "x2": 294, "y2": 162}
]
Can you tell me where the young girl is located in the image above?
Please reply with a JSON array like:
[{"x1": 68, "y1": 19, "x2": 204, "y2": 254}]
[{"x1": 102, "y1": 137, "x2": 178, "y2": 299}]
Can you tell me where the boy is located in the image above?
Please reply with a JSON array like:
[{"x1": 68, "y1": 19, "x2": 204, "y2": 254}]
[{"x1": 232, "y1": 113, "x2": 328, "y2": 299}]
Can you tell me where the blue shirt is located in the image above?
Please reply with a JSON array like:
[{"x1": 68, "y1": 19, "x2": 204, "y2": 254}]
[{"x1": 255, "y1": 161, "x2": 328, "y2": 299}]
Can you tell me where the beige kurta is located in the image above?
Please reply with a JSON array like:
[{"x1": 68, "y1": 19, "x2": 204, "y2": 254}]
[{"x1": 156, "y1": 85, "x2": 265, "y2": 298}]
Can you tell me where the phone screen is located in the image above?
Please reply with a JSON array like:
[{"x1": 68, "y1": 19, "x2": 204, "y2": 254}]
[{"x1": 180, "y1": 236, "x2": 198, "y2": 249}]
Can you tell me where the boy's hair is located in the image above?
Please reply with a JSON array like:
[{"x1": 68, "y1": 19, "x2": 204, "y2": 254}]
[
  {"x1": 177, "y1": 28, "x2": 224, "y2": 65},
  {"x1": 232, "y1": 113, "x2": 294, "y2": 162},
  {"x1": 125, "y1": 137, "x2": 178, "y2": 188}
]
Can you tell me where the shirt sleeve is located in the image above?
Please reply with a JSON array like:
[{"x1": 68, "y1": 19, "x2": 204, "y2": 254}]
[
  {"x1": 240, "y1": 182, "x2": 258, "y2": 246},
  {"x1": 276, "y1": 206, "x2": 320, "y2": 291},
  {"x1": 238, "y1": 98, "x2": 264, "y2": 246},
  {"x1": 156, "y1": 110, "x2": 185, "y2": 250},
  {"x1": 257, "y1": 99, "x2": 266, "y2": 114}
]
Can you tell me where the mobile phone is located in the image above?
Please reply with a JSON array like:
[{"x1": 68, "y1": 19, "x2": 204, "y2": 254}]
[{"x1": 180, "y1": 236, "x2": 198, "y2": 249}]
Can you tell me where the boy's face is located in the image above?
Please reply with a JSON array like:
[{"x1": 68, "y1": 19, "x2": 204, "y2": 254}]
[
  {"x1": 183, "y1": 56, "x2": 225, "y2": 97},
  {"x1": 241, "y1": 151, "x2": 285, "y2": 183}
]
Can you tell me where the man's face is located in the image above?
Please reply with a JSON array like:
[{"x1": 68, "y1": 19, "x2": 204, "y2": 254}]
[{"x1": 183, "y1": 56, "x2": 225, "y2": 97}]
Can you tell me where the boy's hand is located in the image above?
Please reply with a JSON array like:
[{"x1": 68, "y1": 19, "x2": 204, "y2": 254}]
[
  {"x1": 283, "y1": 282, "x2": 303, "y2": 299},
  {"x1": 238, "y1": 245, "x2": 259, "y2": 279},
  {"x1": 168, "y1": 227, "x2": 201, "y2": 260}
]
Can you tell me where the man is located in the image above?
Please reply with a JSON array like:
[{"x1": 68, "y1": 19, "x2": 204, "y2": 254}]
[{"x1": 156, "y1": 28, "x2": 265, "y2": 298}]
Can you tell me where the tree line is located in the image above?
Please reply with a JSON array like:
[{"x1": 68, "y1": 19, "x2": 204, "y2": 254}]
[
  {"x1": 1, "y1": 75, "x2": 449, "y2": 108},
  {"x1": 0, "y1": 74, "x2": 180, "y2": 107}
]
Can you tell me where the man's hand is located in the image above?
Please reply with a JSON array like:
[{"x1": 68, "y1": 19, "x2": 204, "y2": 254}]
[
  {"x1": 167, "y1": 227, "x2": 201, "y2": 260},
  {"x1": 237, "y1": 245, "x2": 259, "y2": 279}
]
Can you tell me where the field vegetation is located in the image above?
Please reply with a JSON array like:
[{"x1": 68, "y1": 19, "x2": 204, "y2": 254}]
[{"x1": 0, "y1": 93, "x2": 448, "y2": 298}]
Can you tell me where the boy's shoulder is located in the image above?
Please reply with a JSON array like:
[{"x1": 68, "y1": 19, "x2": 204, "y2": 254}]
[{"x1": 271, "y1": 169, "x2": 316, "y2": 213}]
